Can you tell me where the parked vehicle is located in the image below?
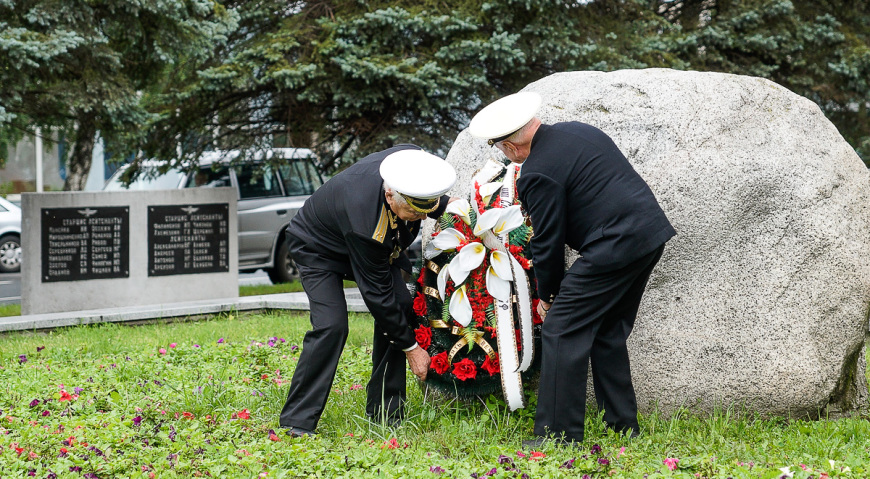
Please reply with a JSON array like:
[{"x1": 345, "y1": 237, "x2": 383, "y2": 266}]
[
  {"x1": 104, "y1": 149, "x2": 323, "y2": 283},
  {"x1": 0, "y1": 196, "x2": 22, "y2": 273}
]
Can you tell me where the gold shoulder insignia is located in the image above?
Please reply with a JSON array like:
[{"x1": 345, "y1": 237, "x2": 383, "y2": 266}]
[{"x1": 372, "y1": 204, "x2": 389, "y2": 243}]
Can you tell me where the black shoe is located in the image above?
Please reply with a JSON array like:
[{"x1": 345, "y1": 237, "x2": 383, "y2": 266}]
[
  {"x1": 283, "y1": 426, "x2": 316, "y2": 438},
  {"x1": 522, "y1": 435, "x2": 579, "y2": 449}
]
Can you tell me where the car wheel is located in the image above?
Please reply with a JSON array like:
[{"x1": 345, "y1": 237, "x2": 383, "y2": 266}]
[
  {"x1": 267, "y1": 237, "x2": 299, "y2": 284},
  {"x1": 0, "y1": 234, "x2": 21, "y2": 273}
]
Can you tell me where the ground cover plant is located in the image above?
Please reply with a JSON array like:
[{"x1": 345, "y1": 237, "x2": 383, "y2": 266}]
[{"x1": 2, "y1": 311, "x2": 870, "y2": 478}]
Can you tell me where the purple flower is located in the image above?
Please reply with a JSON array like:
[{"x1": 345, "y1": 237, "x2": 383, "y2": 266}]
[
  {"x1": 36, "y1": 346, "x2": 45, "y2": 352},
  {"x1": 69, "y1": 467, "x2": 82, "y2": 473},
  {"x1": 582, "y1": 475, "x2": 591, "y2": 479},
  {"x1": 132, "y1": 416, "x2": 142, "y2": 426},
  {"x1": 194, "y1": 344, "x2": 200, "y2": 348},
  {"x1": 74, "y1": 387, "x2": 84, "y2": 395},
  {"x1": 560, "y1": 458, "x2": 575, "y2": 469},
  {"x1": 42, "y1": 411, "x2": 51, "y2": 417},
  {"x1": 485, "y1": 468, "x2": 497, "y2": 476},
  {"x1": 267, "y1": 340, "x2": 276, "y2": 347},
  {"x1": 429, "y1": 466, "x2": 445, "y2": 474},
  {"x1": 47, "y1": 473, "x2": 57, "y2": 479},
  {"x1": 217, "y1": 338, "x2": 225, "y2": 344},
  {"x1": 497, "y1": 455, "x2": 513, "y2": 465},
  {"x1": 290, "y1": 345, "x2": 299, "y2": 351},
  {"x1": 598, "y1": 457, "x2": 610, "y2": 466},
  {"x1": 19, "y1": 354, "x2": 27, "y2": 364},
  {"x1": 590, "y1": 444, "x2": 602, "y2": 454},
  {"x1": 29, "y1": 399, "x2": 40, "y2": 407},
  {"x1": 27, "y1": 469, "x2": 35, "y2": 476},
  {"x1": 83, "y1": 473, "x2": 99, "y2": 479}
]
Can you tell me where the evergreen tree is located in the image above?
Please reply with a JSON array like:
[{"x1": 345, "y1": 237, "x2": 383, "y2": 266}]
[{"x1": 0, "y1": 0, "x2": 237, "y2": 189}]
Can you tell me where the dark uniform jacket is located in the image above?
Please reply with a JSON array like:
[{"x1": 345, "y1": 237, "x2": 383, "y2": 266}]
[
  {"x1": 285, "y1": 145, "x2": 449, "y2": 349},
  {"x1": 517, "y1": 122, "x2": 676, "y2": 303}
]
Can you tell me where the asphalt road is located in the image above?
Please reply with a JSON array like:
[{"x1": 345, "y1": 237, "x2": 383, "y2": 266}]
[
  {"x1": 0, "y1": 272, "x2": 21, "y2": 305},
  {"x1": 0, "y1": 270, "x2": 273, "y2": 306}
]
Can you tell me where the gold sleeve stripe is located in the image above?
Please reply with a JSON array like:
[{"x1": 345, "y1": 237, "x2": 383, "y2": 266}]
[{"x1": 372, "y1": 204, "x2": 389, "y2": 243}]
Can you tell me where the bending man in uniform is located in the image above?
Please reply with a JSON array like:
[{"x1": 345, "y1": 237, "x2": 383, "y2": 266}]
[
  {"x1": 469, "y1": 92, "x2": 676, "y2": 446},
  {"x1": 279, "y1": 146, "x2": 457, "y2": 437}
]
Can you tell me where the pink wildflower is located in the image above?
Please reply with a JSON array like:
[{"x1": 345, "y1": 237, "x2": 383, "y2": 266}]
[
  {"x1": 158, "y1": 348, "x2": 167, "y2": 355},
  {"x1": 664, "y1": 458, "x2": 679, "y2": 471}
]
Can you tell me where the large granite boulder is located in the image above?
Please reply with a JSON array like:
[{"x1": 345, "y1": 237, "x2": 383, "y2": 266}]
[{"x1": 440, "y1": 69, "x2": 870, "y2": 417}]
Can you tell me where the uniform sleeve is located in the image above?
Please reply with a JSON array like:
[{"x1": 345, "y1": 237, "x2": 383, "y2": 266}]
[
  {"x1": 426, "y1": 194, "x2": 451, "y2": 219},
  {"x1": 517, "y1": 172, "x2": 567, "y2": 303},
  {"x1": 344, "y1": 231, "x2": 417, "y2": 349}
]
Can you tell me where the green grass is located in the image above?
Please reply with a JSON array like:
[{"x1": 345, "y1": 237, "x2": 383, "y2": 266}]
[
  {"x1": 239, "y1": 280, "x2": 356, "y2": 297},
  {"x1": 0, "y1": 303, "x2": 20, "y2": 317},
  {"x1": 1, "y1": 312, "x2": 870, "y2": 478}
]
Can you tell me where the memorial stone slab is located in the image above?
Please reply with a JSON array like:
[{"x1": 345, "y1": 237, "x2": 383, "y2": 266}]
[
  {"x1": 22, "y1": 188, "x2": 238, "y2": 315},
  {"x1": 440, "y1": 69, "x2": 870, "y2": 417}
]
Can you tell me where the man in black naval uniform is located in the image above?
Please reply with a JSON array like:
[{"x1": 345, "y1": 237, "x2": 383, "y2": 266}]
[
  {"x1": 278, "y1": 146, "x2": 456, "y2": 437},
  {"x1": 469, "y1": 92, "x2": 676, "y2": 446}
]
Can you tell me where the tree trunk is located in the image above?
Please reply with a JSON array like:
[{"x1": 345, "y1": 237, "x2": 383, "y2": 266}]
[{"x1": 63, "y1": 112, "x2": 97, "y2": 191}]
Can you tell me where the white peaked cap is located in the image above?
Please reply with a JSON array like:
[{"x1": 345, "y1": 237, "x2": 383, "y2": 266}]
[
  {"x1": 379, "y1": 149, "x2": 456, "y2": 199},
  {"x1": 468, "y1": 92, "x2": 543, "y2": 144}
]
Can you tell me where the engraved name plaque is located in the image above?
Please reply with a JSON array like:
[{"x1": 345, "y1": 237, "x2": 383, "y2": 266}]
[
  {"x1": 41, "y1": 206, "x2": 130, "y2": 282},
  {"x1": 148, "y1": 203, "x2": 230, "y2": 276}
]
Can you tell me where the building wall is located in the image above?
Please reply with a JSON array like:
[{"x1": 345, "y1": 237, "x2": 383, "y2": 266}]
[{"x1": 1, "y1": 132, "x2": 111, "y2": 192}]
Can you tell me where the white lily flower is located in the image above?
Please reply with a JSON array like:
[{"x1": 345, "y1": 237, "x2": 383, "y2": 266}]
[
  {"x1": 492, "y1": 205, "x2": 524, "y2": 236},
  {"x1": 486, "y1": 266, "x2": 511, "y2": 302},
  {"x1": 449, "y1": 285, "x2": 473, "y2": 327},
  {"x1": 445, "y1": 198, "x2": 472, "y2": 225},
  {"x1": 478, "y1": 182, "x2": 502, "y2": 204},
  {"x1": 473, "y1": 208, "x2": 501, "y2": 237},
  {"x1": 448, "y1": 242, "x2": 486, "y2": 285},
  {"x1": 489, "y1": 250, "x2": 513, "y2": 280},
  {"x1": 431, "y1": 228, "x2": 466, "y2": 251},
  {"x1": 437, "y1": 265, "x2": 450, "y2": 300}
]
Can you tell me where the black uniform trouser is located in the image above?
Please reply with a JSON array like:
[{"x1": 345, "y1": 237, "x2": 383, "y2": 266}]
[
  {"x1": 279, "y1": 264, "x2": 409, "y2": 431},
  {"x1": 534, "y1": 245, "x2": 665, "y2": 442}
]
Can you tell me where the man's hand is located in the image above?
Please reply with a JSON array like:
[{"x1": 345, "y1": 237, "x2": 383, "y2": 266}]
[
  {"x1": 405, "y1": 347, "x2": 430, "y2": 381},
  {"x1": 537, "y1": 301, "x2": 552, "y2": 321}
]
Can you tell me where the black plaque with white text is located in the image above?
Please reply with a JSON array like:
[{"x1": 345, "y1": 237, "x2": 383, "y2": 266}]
[
  {"x1": 41, "y1": 207, "x2": 130, "y2": 282},
  {"x1": 148, "y1": 203, "x2": 229, "y2": 276}
]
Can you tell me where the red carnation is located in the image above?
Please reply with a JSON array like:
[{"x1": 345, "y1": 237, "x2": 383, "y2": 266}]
[
  {"x1": 430, "y1": 352, "x2": 450, "y2": 375},
  {"x1": 481, "y1": 354, "x2": 500, "y2": 376},
  {"x1": 414, "y1": 326, "x2": 432, "y2": 350},
  {"x1": 452, "y1": 358, "x2": 477, "y2": 381},
  {"x1": 413, "y1": 292, "x2": 427, "y2": 317}
]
